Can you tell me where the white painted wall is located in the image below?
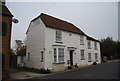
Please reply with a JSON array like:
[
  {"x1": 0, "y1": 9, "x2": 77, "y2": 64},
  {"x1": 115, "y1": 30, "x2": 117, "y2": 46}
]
[
  {"x1": 26, "y1": 18, "x2": 46, "y2": 69},
  {"x1": 17, "y1": 56, "x2": 26, "y2": 67},
  {"x1": 87, "y1": 40, "x2": 101, "y2": 65},
  {"x1": 44, "y1": 27, "x2": 101, "y2": 70},
  {"x1": 26, "y1": 19, "x2": 101, "y2": 70}
]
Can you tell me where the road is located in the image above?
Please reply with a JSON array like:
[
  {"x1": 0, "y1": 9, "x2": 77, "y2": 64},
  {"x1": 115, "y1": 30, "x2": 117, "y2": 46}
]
[{"x1": 13, "y1": 60, "x2": 119, "y2": 80}]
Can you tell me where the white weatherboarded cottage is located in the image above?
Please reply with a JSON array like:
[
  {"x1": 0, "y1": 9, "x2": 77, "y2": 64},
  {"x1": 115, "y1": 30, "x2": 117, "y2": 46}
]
[{"x1": 26, "y1": 13, "x2": 101, "y2": 71}]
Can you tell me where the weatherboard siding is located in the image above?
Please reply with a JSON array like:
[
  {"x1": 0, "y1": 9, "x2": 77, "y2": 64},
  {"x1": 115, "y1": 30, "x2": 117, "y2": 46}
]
[{"x1": 26, "y1": 18, "x2": 45, "y2": 69}]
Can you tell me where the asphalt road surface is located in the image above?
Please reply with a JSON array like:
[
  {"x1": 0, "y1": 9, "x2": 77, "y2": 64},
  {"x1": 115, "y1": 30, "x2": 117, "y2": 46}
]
[
  {"x1": 35, "y1": 61, "x2": 119, "y2": 79},
  {"x1": 13, "y1": 60, "x2": 119, "y2": 81}
]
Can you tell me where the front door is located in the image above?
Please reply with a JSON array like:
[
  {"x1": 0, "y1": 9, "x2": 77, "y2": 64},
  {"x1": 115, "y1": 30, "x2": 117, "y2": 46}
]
[{"x1": 70, "y1": 50, "x2": 73, "y2": 66}]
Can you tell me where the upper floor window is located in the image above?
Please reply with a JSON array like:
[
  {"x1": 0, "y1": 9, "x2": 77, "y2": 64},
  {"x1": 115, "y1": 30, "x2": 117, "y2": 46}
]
[
  {"x1": 80, "y1": 35, "x2": 84, "y2": 45},
  {"x1": 88, "y1": 40, "x2": 91, "y2": 49},
  {"x1": 94, "y1": 42, "x2": 97, "y2": 50},
  {"x1": 33, "y1": 19, "x2": 39, "y2": 26},
  {"x1": 81, "y1": 50, "x2": 85, "y2": 60},
  {"x1": 56, "y1": 30, "x2": 62, "y2": 43}
]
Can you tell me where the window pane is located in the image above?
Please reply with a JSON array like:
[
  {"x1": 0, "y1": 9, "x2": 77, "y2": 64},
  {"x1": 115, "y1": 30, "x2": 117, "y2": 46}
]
[
  {"x1": 56, "y1": 30, "x2": 62, "y2": 42},
  {"x1": 88, "y1": 40, "x2": 91, "y2": 49},
  {"x1": 94, "y1": 42, "x2": 97, "y2": 50},
  {"x1": 54, "y1": 48, "x2": 57, "y2": 62},
  {"x1": 95, "y1": 53, "x2": 98, "y2": 61},
  {"x1": 80, "y1": 35, "x2": 84, "y2": 45},
  {"x1": 81, "y1": 50, "x2": 84, "y2": 60},
  {"x1": 58, "y1": 48, "x2": 64, "y2": 62},
  {"x1": 88, "y1": 53, "x2": 91, "y2": 62},
  {"x1": 41, "y1": 51, "x2": 43, "y2": 62}
]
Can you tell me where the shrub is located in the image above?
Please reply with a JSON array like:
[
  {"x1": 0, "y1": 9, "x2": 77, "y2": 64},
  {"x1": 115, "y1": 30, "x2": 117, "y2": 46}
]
[
  {"x1": 67, "y1": 66, "x2": 72, "y2": 69},
  {"x1": 13, "y1": 66, "x2": 51, "y2": 74},
  {"x1": 39, "y1": 68, "x2": 51, "y2": 74}
]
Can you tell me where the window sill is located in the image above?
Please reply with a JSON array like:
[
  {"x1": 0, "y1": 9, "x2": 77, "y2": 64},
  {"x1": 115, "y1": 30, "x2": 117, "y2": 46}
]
[
  {"x1": 81, "y1": 58, "x2": 85, "y2": 60},
  {"x1": 88, "y1": 61, "x2": 92, "y2": 62},
  {"x1": 80, "y1": 44, "x2": 84, "y2": 45},
  {"x1": 88, "y1": 48, "x2": 91, "y2": 49},
  {"x1": 53, "y1": 62, "x2": 65, "y2": 64},
  {"x1": 55, "y1": 41, "x2": 63, "y2": 44}
]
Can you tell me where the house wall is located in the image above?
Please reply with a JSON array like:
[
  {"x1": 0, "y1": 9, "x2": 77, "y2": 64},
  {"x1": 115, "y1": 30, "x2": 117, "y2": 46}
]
[
  {"x1": 26, "y1": 18, "x2": 46, "y2": 69},
  {"x1": 87, "y1": 40, "x2": 101, "y2": 65},
  {"x1": 44, "y1": 27, "x2": 101, "y2": 70},
  {"x1": 26, "y1": 19, "x2": 101, "y2": 71}
]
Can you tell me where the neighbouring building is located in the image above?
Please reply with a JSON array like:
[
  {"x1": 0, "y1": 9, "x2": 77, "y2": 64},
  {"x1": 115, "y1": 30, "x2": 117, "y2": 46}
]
[
  {"x1": 0, "y1": 2, "x2": 13, "y2": 79},
  {"x1": 26, "y1": 13, "x2": 101, "y2": 71}
]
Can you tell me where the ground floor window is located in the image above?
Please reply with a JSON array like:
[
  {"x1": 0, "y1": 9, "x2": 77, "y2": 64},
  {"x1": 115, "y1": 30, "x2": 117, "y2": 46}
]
[
  {"x1": 41, "y1": 51, "x2": 44, "y2": 62},
  {"x1": 54, "y1": 48, "x2": 64, "y2": 63},
  {"x1": 88, "y1": 53, "x2": 92, "y2": 62},
  {"x1": 95, "y1": 53, "x2": 98, "y2": 61},
  {"x1": 81, "y1": 50, "x2": 85, "y2": 60}
]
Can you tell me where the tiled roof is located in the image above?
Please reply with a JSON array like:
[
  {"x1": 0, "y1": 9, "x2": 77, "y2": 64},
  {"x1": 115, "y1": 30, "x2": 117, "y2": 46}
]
[
  {"x1": 1, "y1": 4, "x2": 13, "y2": 17},
  {"x1": 87, "y1": 36, "x2": 100, "y2": 42},
  {"x1": 39, "y1": 13, "x2": 87, "y2": 36},
  {"x1": 28, "y1": 13, "x2": 99, "y2": 42}
]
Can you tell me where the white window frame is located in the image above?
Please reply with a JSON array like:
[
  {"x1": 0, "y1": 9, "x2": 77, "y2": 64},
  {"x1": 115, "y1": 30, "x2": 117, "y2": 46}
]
[
  {"x1": 95, "y1": 53, "x2": 98, "y2": 61},
  {"x1": 81, "y1": 50, "x2": 85, "y2": 60},
  {"x1": 55, "y1": 30, "x2": 62, "y2": 43},
  {"x1": 94, "y1": 42, "x2": 97, "y2": 50},
  {"x1": 54, "y1": 47, "x2": 64, "y2": 63},
  {"x1": 88, "y1": 40, "x2": 91, "y2": 49},
  {"x1": 88, "y1": 53, "x2": 92, "y2": 62},
  {"x1": 80, "y1": 35, "x2": 84, "y2": 45},
  {"x1": 41, "y1": 51, "x2": 44, "y2": 62},
  {"x1": 54, "y1": 48, "x2": 57, "y2": 63}
]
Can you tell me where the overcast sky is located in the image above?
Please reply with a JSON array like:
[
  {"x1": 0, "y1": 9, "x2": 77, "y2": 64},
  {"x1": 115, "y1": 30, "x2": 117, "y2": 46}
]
[{"x1": 6, "y1": 2, "x2": 118, "y2": 48}]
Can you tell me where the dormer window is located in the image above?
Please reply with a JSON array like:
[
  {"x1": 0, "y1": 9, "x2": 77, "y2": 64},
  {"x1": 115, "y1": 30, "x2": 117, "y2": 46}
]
[
  {"x1": 55, "y1": 30, "x2": 62, "y2": 43},
  {"x1": 80, "y1": 35, "x2": 84, "y2": 45}
]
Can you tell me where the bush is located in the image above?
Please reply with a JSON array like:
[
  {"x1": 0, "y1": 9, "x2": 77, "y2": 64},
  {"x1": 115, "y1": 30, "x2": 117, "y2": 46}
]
[
  {"x1": 67, "y1": 66, "x2": 72, "y2": 69},
  {"x1": 13, "y1": 66, "x2": 51, "y2": 74},
  {"x1": 39, "y1": 68, "x2": 51, "y2": 74}
]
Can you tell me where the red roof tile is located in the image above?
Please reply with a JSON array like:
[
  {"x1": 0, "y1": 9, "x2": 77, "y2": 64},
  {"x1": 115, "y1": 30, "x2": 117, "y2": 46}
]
[{"x1": 39, "y1": 13, "x2": 87, "y2": 36}]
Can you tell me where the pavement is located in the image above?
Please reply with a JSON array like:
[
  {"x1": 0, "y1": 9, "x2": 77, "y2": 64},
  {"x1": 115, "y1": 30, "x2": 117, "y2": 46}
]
[
  {"x1": 10, "y1": 69, "x2": 44, "y2": 80},
  {"x1": 10, "y1": 60, "x2": 120, "y2": 80}
]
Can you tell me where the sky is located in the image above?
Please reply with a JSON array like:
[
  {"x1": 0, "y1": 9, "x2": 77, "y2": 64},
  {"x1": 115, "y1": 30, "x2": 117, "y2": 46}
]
[{"x1": 6, "y1": 1, "x2": 118, "y2": 48}]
